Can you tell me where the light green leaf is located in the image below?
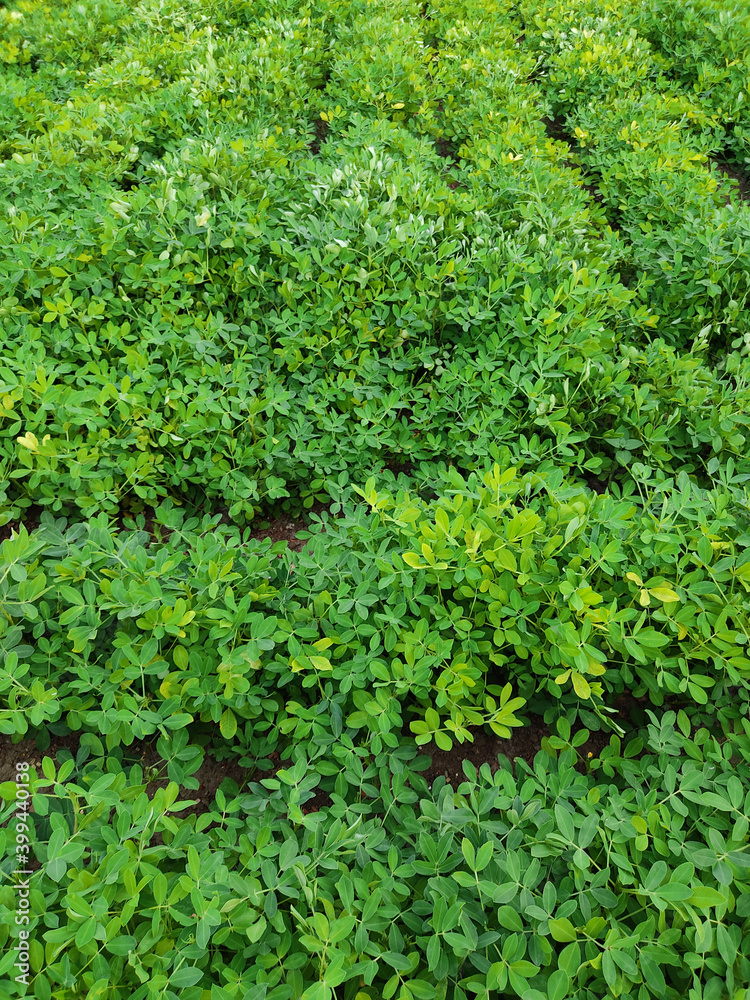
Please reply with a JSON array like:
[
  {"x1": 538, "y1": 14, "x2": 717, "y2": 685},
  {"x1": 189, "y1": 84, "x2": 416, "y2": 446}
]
[
  {"x1": 549, "y1": 917, "x2": 577, "y2": 943},
  {"x1": 689, "y1": 886, "x2": 727, "y2": 908}
]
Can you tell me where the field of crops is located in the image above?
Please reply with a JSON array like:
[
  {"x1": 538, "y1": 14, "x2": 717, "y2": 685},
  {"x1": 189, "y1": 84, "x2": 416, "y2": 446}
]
[{"x1": 1, "y1": 0, "x2": 750, "y2": 996}]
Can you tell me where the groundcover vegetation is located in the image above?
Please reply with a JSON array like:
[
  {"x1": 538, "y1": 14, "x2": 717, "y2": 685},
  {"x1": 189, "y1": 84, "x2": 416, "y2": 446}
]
[{"x1": 1, "y1": 0, "x2": 750, "y2": 996}]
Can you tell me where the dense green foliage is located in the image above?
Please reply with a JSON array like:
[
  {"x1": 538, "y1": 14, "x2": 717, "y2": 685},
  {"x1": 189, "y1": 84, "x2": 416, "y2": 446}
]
[
  {"x1": 2, "y1": 0, "x2": 750, "y2": 996},
  {"x1": 2, "y1": 0, "x2": 749, "y2": 523},
  {"x1": 5, "y1": 464, "x2": 749, "y2": 752},
  {"x1": 5, "y1": 716, "x2": 750, "y2": 1000}
]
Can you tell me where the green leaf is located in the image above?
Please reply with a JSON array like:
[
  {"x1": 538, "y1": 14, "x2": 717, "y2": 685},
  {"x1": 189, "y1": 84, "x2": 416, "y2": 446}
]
[
  {"x1": 220, "y1": 708, "x2": 237, "y2": 739},
  {"x1": 547, "y1": 969, "x2": 570, "y2": 1000},
  {"x1": 105, "y1": 936, "x2": 137, "y2": 956},
  {"x1": 611, "y1": 948, "x2": 638, "y2": 977},
  {"x1": 700, "y1": 791, "x2": 734, "y2": 811},
  {"x1": 381, "y1": 952, "x2": 413, "y2": 972},
  {"x1": 602, "y1": 949, "x2": 617, "y2": 987},
  {"x1": 487, "y1": 963, "x2": 507, "y2": 992},
  {"x1": 425, "y1": 708, "x2": 440, "y2": 730},
  {"x1": 640, "y1": 954, "x2": 665, "y2": 993},
  {"x1": 461, "y1": 838, "x2": 476, "y2": 869},
  {"x1": 434, "y1": 731, "x2": 452, "y2": 751},
  {"x1": 656, "y1": 882, "x2": 693, "y2": 902},
  {"x1": 187, "y1": 845, "x2": 201, "y2": 882},
  {"x1": 577, "y1": 814, "x2": 599, "y2": 850},
  {"x1": 475, "y1": 841, "x2": 493, "y2": 872},
  {"x1": 492, "y1": 883, "x2": 518, "y2": 905},
  {"x1": 558, "y1": 942, "x2": 581, "y2": 977},
  {"x1": 716, "y1": 924, "x2": 737, "y2": 967},
  {"x1": 452, "y1": 871, "x2": 476, "y2": 888},
  {"x1": 75, "y1": 916, "x2": 98, "y2": 949},
  {"x1": 689, "y1": 886, "x2": 727, "y2": 908},
  {"x1": 426, "y1": 935, "x2": 441, "y2": 971},
  {"x1": 409, "y1": 983, "x2": 437, "y2": 999},
  {"x1": 549, "y1": 917, "x2": 577, "y2": 943},
  {"x1": 496, "y1": 905, "x2": 523, "y2": 932},
  {"x1": 170, "y1": 967, "x2": 204, "y2": 988},
  {"x1": 644, "y1": 861, "x2": 668, "y2": 892},
  {"x1": 554, "y1": 803, "x2": 575, "y2": 842},
  {"x1": 300, "y1": 983, "x2": 333, "y2": 1000}
]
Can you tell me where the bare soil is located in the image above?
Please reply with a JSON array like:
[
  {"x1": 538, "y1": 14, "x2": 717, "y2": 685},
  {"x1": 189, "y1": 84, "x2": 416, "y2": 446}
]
[
  {"x1": 0, "y1": 503, "x2": 43, "y2": 544},
  {"x1": 249, "y1": 515, "x2": 310, "y2": 550},
  {"x1": 0, "y1": 732, "x2": 247, "y2": 814},
  {"x1": 309, "y1": 117, "x2": 330, "y2": 156},
  {"x1": 1, "y1": 689, "x2": 652, "y2": 822},
  {"x1": 712, "y1": 157, "x2": 750, "y2": 204}
]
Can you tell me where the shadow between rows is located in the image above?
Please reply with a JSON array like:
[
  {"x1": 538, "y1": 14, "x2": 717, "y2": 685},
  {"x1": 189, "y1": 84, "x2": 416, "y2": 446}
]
[
  {"x1": 711, "y1": 155, "x2": 750, "y2": 204},
  {"x1": 0, "y1": 691, "x2": 657, "y2": 827},
  {"x1": 541, "y1": 114, "x2": 624, "y2": 232}
]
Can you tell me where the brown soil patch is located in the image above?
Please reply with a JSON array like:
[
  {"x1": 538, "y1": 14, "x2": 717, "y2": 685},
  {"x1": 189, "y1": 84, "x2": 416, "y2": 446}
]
[
  {"x1": 301, "y1": 785, "x2": 333, "y2": 814},
  {"x1": 542, "y1": 114, "x2": 576, "y2": 148},
  {"x1": 0, "y1": 733, "x2": 80, "y2": 783},
  {"x1": 120, "y1": 507, "x2": 178, "y2": 544},
  {"x1": 381, "y1": 457, "x2": 416, "y2": 476},
  {"x1": 585, "y1": 474, "x2": 609, "y2": 495},
  {"x1": 1, "y1": 732, "x2": 252, "y2": 859},
  {"x1": 712, "y1": 157, "x2": 750, "y2": 204},
  {"x1": 2, "y1": 693, "x2": 661, "y2": 830},
  {"x1": 0, "y1": 732, "x2": 248, "y2": 808},
  {"x1": 581, "y1": 179, "x2": 604, "y2": 205},
  {"x1": 249, "y1": 515, "x2": 309, "y2": 551},
  {"x1": 419, "y1": 692, "x2": 654, "y2": 791},
  {"x1": 435, "y1": 136, "x2": 460, "y2": 162},
  {"x1": 309, "y1": 117, "x2": 330, "y2": 156},
  {"x1": 421, "y1": 721, "x2": 550, "y2": 787},
  {"x1": 0, "y1": 504, "x2": 44, "y2": 544},
  {"x1": 138, "y1": 741, "x2": 249, "y2": 816},
  {"x1": 539, "y1": 116, "x2": 623, "y2": 230},
  {"x1": 418, "y1": 719, "x2": 625, "y2": 788}
]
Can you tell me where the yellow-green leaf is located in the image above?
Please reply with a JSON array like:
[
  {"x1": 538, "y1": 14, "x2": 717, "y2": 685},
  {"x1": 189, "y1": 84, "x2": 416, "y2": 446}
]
[
  {"x1": 494, "y1": 548, "x2": 517, "y2": 573},
  {"x1": 17, "y1": 432, "x2": 39, "y2": 452},
  {"x1": 220, "y1": 709, "x2": 237, "y2": 739},
  {"x1": 631, "y1": 815, "x2": 648, "y2": 834},
  {"x1": 688, "y1": 886, "x2": 726, "y2": 908},
  {"x1": 434, "y1": 731, "x2": 452, "y2": 751},
  {"x1": 435, "y1": 508, "x2": 450, "y2": 533},
  {"x1": 649, "y1": 587, "x2": 680, "y2": 603},
  {"x1": 421, "y1": 542, "x2": 435, "y2": 564},
  {"x1": 549, "y1": 918, "x2": 577, "y2": 943},
  {"x1": 160, "y1": 674, "x2": 182, "y2": 699},
  {"x1": 571, "y1": 671, "x2": 591, "y2": 699}
]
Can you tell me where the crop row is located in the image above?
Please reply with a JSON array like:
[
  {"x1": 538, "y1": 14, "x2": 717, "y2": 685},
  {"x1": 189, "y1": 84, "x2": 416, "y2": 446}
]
[
  {"x1": 2, "y1": 465, "x2": 750, "y2": 750},
  {"x1": 2, "y1": 0, "x2": 750, "y2": 998},
  {"x1": 1, "y1": 0, "x2": 749, "y2": 525},
  {"x1": 4, "y1": 710, "x2": 750, "y2": 1000}
]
